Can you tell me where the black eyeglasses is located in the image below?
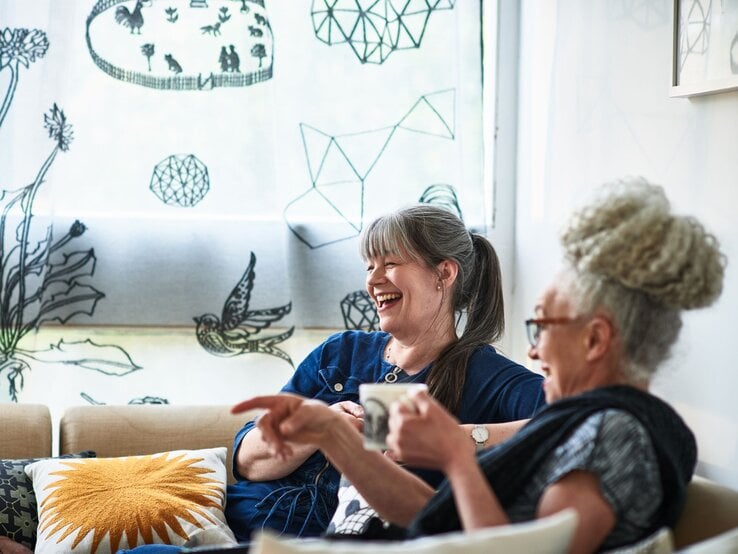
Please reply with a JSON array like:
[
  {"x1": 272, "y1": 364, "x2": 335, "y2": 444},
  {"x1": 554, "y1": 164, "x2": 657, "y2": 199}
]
[{"x1": 524, "y1": 317, "x2": 581, "y2": 348}]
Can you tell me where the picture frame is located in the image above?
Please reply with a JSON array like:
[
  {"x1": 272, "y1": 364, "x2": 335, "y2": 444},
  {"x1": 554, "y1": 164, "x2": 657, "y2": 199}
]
[{"x1": 670, "y1": 0, "x2": 738, "y2": 98}]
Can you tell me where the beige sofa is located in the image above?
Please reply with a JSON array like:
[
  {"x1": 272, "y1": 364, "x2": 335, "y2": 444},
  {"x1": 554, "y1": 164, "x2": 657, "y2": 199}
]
[
  {"x1": 1, "y1": 402, "x2": 254, "y2": 485},
  {"x1": 2, "y1": 402, "x2": 738, "y2": 551}
]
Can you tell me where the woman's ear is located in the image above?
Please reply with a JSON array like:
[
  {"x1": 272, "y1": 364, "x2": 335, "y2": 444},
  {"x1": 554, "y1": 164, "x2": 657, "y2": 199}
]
[
  {"x1": 437, "y1": 260, "x2": 459, "y2": 288},
  {"x1": 583, "y1": 316, "x2": 614, "y2": 362}
]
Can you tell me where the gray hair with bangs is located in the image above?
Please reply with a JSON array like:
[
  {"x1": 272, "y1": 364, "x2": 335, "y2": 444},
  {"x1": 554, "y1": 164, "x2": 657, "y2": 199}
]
[{"x1": 360, "y1": 204, "x2": 505, "y2": 414}]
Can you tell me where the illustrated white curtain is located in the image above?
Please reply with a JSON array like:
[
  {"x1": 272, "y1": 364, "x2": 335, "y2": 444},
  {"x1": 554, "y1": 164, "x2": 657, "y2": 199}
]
[{"x1": 0, "y1": 0, "x2": 486, "y2": 407}]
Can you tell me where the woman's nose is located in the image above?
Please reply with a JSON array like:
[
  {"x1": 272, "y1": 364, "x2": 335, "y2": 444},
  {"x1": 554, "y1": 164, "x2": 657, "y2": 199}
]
[
  {"x1": 366, "y1": 267, "x2": 385, "y2": 285},
  {"x1": 527, "y1": 344, "x2": 539, "y2": 360}
]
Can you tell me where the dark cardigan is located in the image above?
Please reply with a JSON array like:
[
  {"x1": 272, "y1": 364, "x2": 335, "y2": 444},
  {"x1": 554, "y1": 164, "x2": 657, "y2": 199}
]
[{"x1": 407, "y1": 385, "x2": 696, "y2": 542}]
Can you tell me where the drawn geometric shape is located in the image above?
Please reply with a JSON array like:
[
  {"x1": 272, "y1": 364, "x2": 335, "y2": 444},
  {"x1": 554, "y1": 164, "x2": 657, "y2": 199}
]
[
  {"x1": 150, "y1": 154, "x2": 210, "y2": 207},
  {"x1": 317, "y1": 178, "x2": 363, "y2": 226},
  {"x1": 341, "y1": 290, "x2": 379, "y2": 331},
  {"x1": 301, "y1": 124, "x2": 335, "y2": 184},
  {"x1": 284, "y1": 90, "x2": 455, "y2": 249},
  {"x1": 332, "y1": 127, "x2": 395, "y2": 180},
  {"x1": 284, "y1": 184, "x2": 364, "y2": 249},
  {"x1": 399, "y1": 89, "x2": 455, "y2": 138},
  {"x1": 678, "y1": 0, "x2": 711, "y2": 75},
  {"x1": 85, "y1": 0, "x2": 273, "y2": 90},
  {"x1": 314, "y1": 139, "x2": 359, "y2": 186},
  {"x1": 393, "y1": 9, "x2": 431, "y2": 49},
  {"x1": 311, "y1": 0, "x2": 455, "y2": 64},
  {"x1": 419, "y1": 184, "x2": 462, "y2": 221}
]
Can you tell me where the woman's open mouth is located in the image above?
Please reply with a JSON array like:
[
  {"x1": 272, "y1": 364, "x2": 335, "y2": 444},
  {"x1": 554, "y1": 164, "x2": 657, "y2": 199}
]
[{"x1": 376, "y1": 292, "x2": 402, "y2": 310}]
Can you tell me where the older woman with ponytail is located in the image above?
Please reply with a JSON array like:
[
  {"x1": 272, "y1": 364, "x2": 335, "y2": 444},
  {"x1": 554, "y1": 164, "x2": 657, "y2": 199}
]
[{"x1": 226, "y1": 204, "x2": 545, "y2": 542}]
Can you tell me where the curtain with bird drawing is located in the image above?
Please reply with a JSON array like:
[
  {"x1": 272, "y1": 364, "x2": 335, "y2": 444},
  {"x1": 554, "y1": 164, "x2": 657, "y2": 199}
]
[{"x1": 0, "y1": 0, "x2": 485, "y2": 410}]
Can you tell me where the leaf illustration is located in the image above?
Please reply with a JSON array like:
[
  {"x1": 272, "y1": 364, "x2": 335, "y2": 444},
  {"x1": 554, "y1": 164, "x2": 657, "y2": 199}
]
[
  {"x1": 34, "y1": 282, "x2": 105, "y2": 327},
  {"x1": 3, "y1": 233, "x2": 52, "y2": 297},
  {"x1": 44, "y1": 249, "x2": 97, "y2": 284},
  {"x1": 20, "y1": 224, "x2": 51, "y2": 259},
  {"x1": 19, "y1": 339, "x2": 142, "y2": 375}
]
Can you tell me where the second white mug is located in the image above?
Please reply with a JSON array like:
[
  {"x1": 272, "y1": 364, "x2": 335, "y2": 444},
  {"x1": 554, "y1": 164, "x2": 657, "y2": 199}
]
[{"x1": 359, "y1": 383, "x2": 428, "y2": 450}]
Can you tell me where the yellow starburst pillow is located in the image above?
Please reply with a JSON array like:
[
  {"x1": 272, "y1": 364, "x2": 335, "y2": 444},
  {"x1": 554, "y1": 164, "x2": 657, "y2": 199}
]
[{"x1": 24, "y1": 447, "x2": 237, "y2": 554}]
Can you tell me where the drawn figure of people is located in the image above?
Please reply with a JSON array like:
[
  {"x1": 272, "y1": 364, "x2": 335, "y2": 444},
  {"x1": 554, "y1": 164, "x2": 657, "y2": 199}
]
[
  {"x1": 218, "y1": 46, "x2": 229, "y2": 72},
  {"x1": 228, "y1": 45, "x2": 240, "y2": 72}
]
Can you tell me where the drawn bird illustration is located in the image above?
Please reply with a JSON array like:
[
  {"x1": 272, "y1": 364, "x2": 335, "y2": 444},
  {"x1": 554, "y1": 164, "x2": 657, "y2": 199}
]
[
  {"x1": 194, "y1": 252, "x2": 294, "y2": 365},
  {"x1": 115, "y1": 0, "x2": 144, "y2": 34}
]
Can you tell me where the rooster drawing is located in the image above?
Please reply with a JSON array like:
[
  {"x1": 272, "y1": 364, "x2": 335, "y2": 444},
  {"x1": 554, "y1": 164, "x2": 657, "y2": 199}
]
[
  {"x1": 115, "y1": 0, "x2": 144, "y2": 34},
  {"x1": 194, "y1": 252, "x2": 294, "y2": 365}
]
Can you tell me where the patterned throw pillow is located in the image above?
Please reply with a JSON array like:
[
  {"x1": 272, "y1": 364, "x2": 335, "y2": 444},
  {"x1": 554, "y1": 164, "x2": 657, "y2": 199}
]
[
  {"x1": 24, "y1": 447, "x2": 237, "y2": 554},
  {"x1": 0, "y1": 451, "x2": 96, "y2": 550},
  {"x1": 325, "y1": 476, "x2": 382, "y2": 536}
]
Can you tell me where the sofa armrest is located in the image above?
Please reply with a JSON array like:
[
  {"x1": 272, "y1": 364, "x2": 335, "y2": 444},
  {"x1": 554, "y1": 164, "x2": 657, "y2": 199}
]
[
  {"x1": 672, "y1": 475, "x2": 738, "y2": 550},
  {"x1": 0, "y1": 403, "x2": 52, "y2": 459},
  {"x1": 59, "y1": 404, "x2": 259, "y2": 484}
]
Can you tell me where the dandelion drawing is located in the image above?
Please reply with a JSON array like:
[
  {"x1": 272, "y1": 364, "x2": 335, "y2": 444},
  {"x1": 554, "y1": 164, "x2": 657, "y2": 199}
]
[
  {"x1": 0, "y1": 27, "x2": 49, "y2": 128},
  {"x1": 0, "y1": 29, "x2": 140, "y2": 400},
  {"x1": 0, "y1": 106, "x2": 139, "y2": 400}
]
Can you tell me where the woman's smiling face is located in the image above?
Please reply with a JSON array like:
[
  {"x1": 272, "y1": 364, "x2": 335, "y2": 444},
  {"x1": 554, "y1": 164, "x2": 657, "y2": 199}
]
[
  {"x1": 527, "y1": 284, "x2": 589, "y2": 403},
  {"x1": 365, "y1": 253, "x2": 447, "y2": 340}
]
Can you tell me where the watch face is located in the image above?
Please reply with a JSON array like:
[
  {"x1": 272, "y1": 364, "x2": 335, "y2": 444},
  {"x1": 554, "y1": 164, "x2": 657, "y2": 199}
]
[{"x1": 472, "y1": 426, "x2": 489, "y2": 442}]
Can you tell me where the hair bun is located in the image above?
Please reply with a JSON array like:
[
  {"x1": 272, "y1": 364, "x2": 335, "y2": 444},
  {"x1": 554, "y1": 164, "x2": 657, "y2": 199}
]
[{"x1": 560, "y1": 178, "x2": 726, "y2": 309}]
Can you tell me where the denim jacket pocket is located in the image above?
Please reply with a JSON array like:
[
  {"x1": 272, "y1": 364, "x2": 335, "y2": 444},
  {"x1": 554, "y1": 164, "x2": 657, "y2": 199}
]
[{"x1": 318, "y1": 366, "x2": 361, "y2": 403}]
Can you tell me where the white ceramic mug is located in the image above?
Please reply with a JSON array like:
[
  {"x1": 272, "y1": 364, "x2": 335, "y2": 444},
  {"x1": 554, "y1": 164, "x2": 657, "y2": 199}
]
[{"x1": 359, "y1": 383, "x2": 428, "y2": 450}]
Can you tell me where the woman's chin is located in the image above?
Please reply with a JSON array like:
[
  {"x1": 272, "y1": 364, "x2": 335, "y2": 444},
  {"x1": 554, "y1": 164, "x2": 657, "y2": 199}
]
[{"x1": 542, "y1": 378, "x2": 559, "y2": 403}]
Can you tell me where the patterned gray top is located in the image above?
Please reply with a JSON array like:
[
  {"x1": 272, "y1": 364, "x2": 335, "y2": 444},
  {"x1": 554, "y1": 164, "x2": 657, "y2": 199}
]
[
  {"x1": 329, "y1": 409, "x2": 662, "y2": 550},
  {"x1": 505, "y1": 409, "x2": 662, "y2": 549}
]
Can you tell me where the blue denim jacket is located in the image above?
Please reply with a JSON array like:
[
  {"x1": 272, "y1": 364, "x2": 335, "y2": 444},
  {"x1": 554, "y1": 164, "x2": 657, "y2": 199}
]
[{"x1": 226, "y1": 330, "x2": 545, "y2": 541}]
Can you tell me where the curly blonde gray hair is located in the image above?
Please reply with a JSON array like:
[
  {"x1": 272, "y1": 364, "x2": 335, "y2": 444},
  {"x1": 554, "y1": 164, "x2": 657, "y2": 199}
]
[{"x1": 558, "y1": 178, "x2": 726, "y2": 382}]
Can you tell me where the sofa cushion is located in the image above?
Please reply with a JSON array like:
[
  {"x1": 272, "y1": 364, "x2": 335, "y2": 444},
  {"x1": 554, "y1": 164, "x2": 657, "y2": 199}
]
[
  {"x1": 672, "y1": 475, "x2": 738, "y2": 549},
  {"x1": 0, "y1": 451, "x2": 95, "y2": 550},
  {"x1": 0, "y1": 403, "x2": 52, "y2": 459},
  {"x1": 59, "y1": 404, "x2": 251, "y2": 485},
  {"x1": 677, "y1": 525, "x2": 738, "y2": 553},
  {"x1": 24, "y1": 447, "x2": 237, "y2": 554}
]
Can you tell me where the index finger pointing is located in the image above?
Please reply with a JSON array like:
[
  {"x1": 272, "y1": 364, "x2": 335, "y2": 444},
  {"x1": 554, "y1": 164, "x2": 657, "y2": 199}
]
[{"x1": 231, "y1": 395, "x2": 283, "y2": 414}]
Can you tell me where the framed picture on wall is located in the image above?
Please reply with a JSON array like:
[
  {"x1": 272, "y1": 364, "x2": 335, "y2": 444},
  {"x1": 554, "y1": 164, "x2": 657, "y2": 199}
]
[{"x1": 670, "y1": 0, "x2": 738, "y2": 97}]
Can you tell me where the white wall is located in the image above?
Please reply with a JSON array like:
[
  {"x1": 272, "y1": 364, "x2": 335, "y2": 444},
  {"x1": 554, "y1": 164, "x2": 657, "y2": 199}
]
[{"x1": 512, "y1": 0, "x2": 738, "y2": 488}]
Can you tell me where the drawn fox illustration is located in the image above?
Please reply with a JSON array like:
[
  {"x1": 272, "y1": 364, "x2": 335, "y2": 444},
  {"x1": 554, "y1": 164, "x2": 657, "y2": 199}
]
[{"x1": 164, "y1": 53, "x2": 182, "y2": 73}]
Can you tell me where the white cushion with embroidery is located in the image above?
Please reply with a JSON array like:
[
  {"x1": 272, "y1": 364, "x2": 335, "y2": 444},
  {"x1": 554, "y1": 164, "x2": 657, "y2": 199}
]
[
  {"x1": 24, "y1": 447, "x2": 236, "y2": 553},
  {"x1": 252, "y1": 508, "x2": 579, "y2": 554}
]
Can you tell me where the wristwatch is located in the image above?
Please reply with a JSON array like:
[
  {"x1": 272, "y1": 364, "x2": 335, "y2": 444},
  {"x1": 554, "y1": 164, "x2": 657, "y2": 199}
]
[{"x1": 471, "y1": 424, "x2": 489, "y2": 452}]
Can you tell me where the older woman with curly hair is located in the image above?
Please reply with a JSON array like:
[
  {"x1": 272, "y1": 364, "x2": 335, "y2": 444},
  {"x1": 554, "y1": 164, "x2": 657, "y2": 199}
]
[{"x1": 235, "y1": 178, "x2": 726, "y2": 553}]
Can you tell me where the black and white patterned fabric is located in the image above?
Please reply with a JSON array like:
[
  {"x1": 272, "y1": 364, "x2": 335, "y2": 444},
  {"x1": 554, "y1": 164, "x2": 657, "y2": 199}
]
[
  {"x1": 0, "y1": 451, "x2": 95, "y2": 549},
  {"x1": 324, "y1": 476, "x2": 382, "y2": 536}
]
